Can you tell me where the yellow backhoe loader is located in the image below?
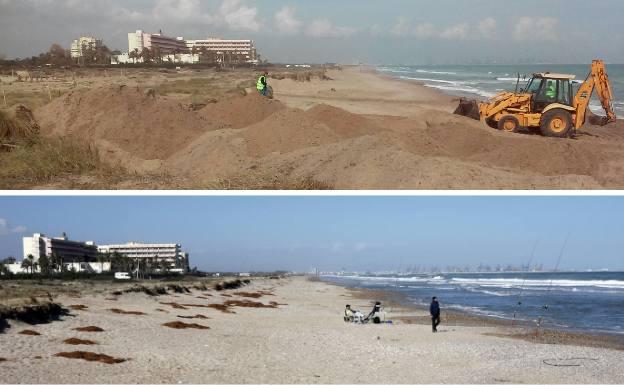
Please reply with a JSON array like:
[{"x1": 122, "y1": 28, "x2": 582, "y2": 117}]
[{"x1": 454, "y1": 60, "x2": 617, "y2": 138}]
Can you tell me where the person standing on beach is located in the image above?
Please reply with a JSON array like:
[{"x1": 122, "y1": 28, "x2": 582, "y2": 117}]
[
  {"x1": 430, "y1": 297, "x2": 441, "y2": 333},
  {"x1": 257, "y1": 71, "x2": 269, "y2": 96}
]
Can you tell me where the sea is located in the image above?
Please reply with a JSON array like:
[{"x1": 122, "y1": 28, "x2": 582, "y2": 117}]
[
  {"x1": 377, "y1": 64, "x2": 624, "y2": 115},
  {"x1": 322, "y1": 272, "x2": 624, "y2": 335}
]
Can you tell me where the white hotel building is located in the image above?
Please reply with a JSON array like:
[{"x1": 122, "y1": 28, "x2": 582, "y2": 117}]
[
  {"x1": 186, "y1": 38, "x2": 257, "y2": 61},
  {"x1": 5, "y1": 233, "x2": 103, "y2": 274},
  {"x1": 2, "y1": 234, "x2": 189, "y2": 275},
  {"x1": 113, "y1": 30, "x2": 257, "y2": 65},
  {"x1": 98, "y1": 242, "x2": 190, "y2": 271}
]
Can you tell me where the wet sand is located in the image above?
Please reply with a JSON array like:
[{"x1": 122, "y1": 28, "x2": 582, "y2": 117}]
[{"x1": 0, "y1": 276, "x2": 623, "y2": 384}]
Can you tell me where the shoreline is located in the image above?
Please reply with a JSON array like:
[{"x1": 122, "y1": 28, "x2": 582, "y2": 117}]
[
  {"x1": 2, "y1": 276, "x2": 624, "y2": 383},
  {"x1": 324, "y1": 278, "x2": 624, "y2": 351},
  {"x1": 368, "y1": 64, "x2": 624, "y2": 119}
]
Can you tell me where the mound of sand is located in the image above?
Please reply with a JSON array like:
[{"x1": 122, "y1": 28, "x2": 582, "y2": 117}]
[
  {"x1": 35, "y1": 86, "x2": 286, "y2": 161},
  {"x1": 197, "y1": 92, "x2": 285, "y2": 130},
  {"x1": 33, "y1": 82, "x2": 624, "y2": 189}
]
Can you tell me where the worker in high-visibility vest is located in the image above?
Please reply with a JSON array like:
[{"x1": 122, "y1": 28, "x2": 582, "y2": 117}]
[
  {"x1": 545, "y1": 80, "x2": 556, "y2": 100},
  {"x1": 257, "y1": 71, "x2": 269, "y2": 96}
]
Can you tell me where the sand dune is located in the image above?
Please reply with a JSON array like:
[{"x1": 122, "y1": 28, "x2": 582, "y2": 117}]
[{"x1": 33, "y1": 67, "x2": 624, "y2": 189}]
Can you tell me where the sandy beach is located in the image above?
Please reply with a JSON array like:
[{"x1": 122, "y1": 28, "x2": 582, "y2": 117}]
[
  {"x1": 1, "y1": 276, "x2": 623, "y2": 384},
  {"x1": 2, "y1": 65, "x2": 623, "y2": 190}
]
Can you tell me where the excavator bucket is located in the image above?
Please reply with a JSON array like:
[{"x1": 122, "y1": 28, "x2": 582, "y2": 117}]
[
  {"x1": 453, "y1": 98, "x2": 481, "y2": 121},
  {"x1": 587, "y1": 110, "x2": 616, "y2": 126}
]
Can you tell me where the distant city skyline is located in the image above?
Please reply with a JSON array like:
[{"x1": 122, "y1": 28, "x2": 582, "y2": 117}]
[
  {"x1": 1, "y1": 0, "x2": 623, "y2": 64},
  {"x1": 1, "y1": 196, "x2": 623, "y2": 272}
]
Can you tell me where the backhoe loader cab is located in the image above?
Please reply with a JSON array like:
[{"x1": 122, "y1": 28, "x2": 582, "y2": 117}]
[
  {"x1": 524, "y1": 74, "x2": 575, "y2": 112},
  {"x1": 454, "y1": 60, "x2": 617, "y2": 138}
]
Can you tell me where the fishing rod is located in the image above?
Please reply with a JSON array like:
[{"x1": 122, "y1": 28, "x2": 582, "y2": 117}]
[
  {"x1": 537, "y1": 232, "x2": 571, "y2": 329},
  {"x1": 512, "y1": 237, "x2": 540, "y2": 325}
]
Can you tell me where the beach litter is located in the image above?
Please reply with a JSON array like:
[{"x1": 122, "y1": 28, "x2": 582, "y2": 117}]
[
  {"x1": 108, "y1": 308, "x2": 146, "y2": 315},
  {"x1": 206, "y1": 304, "x2": 235, "y2": 314},
  {"x1": 223, "y1": 300, "x2": 278, "y2": 309},
  {"x1": 177, "y1": 315, "x2": 210, "y2": 320},
  {"x1": 234, "y1": 291, "x2": 274, "y2": 298},
  {"x1": 18, "y1": 329, "x2": 41, "y2": 336},
  {"x1": 73, "y1": 326, "x2": 104, "y2": 332},
  {"x1": 159, "y1": 302, "x2": 188, "y2": 310},
  {"x1": 63, "y1": 338, "x2": 97, "y2": 345},
  {"x1": 542, "y1": 357, "x2": 600, "y2": 367},
  {"x1": 162, "y1": 321, "x2": 210, "y2": 330},
  {"x1": 55, "y1": 351, "x2": 127, "y2": 364}
]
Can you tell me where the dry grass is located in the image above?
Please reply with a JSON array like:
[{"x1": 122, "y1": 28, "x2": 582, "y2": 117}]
[
  {"x1": 55, "y1": 351, "x2": 126, "y2": 364},
  {"x1": 0, "y1": 136, "x2": 127, "y2": 189},
  {"x1": 63, "y1": 338, "x2": 97, "y2": 345},
  {"x1": 270, "y1": 70, "x2": 331, "y2": 82},
  {"x1": 0, "y1": 106, "x2": 39, "y2": 147},
  {"x1": 73, "y1": 326, "x2": 104, "y2": 332},
  {"x1": 208, "y1": 174, "x2": 334, "y2": 190},
  {"x1": 162, "y1": 321, "x2": 210, "y2": 330},
  {"x1": 0, "y1": 90, "x2": 63, "y2": 110},
  {"x1": 68, "y1": 305, "x2": 88, "y2": 311},
  {"x1": 156, "y1": 74, "x2": 253, "y2": 104}
]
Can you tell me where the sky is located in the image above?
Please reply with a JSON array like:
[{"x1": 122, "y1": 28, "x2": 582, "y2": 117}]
[
  {"x1": 1, "y1": 196, "x2": 623, "y2": 272},
  {"x1": 0, "y1": 0, "x2": 623, "y2": 64}
]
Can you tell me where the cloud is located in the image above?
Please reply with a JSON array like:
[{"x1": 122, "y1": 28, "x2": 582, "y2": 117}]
[
  {"x1": 391, "y1": 17, "x2": 413, "y2": 36},
  {"x1": 478, "y1": 17, "x2": 497, "y2": 39},
  {"x1": 306, "y1": 19, "x2": 356, "y2": 38},
  {"x1": 440, "y1": 23, "x2": 470, "y2": 40},
  {"x1": 274, "y1": 6, "x2": 303, "y2": 34},
  {"x1": 152, "y1": 0, "x2": 213, "y2": 23},
  {"x1": 389, "y1": 18, "x2": 497, "y2": 41},
  {"x1": 0, "y1": 218, "x2": 27, "y2": 236},
  {"x1": 414, "y1": 23, "x2": 437, "y2": 39},
  {"x1": 513, "y1": 17, "x2": 559, "y2": 42},
  {"x1": 219, "y1": 0, "x2": 261, "y2": 32}
]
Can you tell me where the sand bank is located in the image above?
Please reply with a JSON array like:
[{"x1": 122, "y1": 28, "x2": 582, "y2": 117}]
[
  {"x1": 1, "y1": 277, "x2": 623, "y2": 384},
  {"x1": 20, "y1": 66, "x2": 623, "y2": 189}
]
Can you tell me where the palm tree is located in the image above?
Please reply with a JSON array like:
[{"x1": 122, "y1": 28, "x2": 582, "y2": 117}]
[
  {"x1": 21, "y1": 254, "x2": 34, "y2": 274},
  {"x1": 96, "y1": 253, "x2": 108, "y2": 274},
  {"x1": 0, "y1": 263, "x2": 11, "y2": 277},
  {"x1": 38, "y1": 254, "x2": 51, "y2": 276}
]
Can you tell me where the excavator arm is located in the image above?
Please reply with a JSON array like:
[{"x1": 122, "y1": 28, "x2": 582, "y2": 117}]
[{"x1": 574, "y1": 60, "x2": 617, "y2": 128}]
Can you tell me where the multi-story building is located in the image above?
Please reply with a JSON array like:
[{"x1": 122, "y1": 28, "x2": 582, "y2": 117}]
[
  {"x1": 7, "y1": 233, "x2": 102, "y2": 274},
  {"x1": 70, "y1": 36, "x2": 103, "y2": 58},
  {"x1": 128, "y1": 30, "x2": 187, "y2": 55},
  {"x1": 3, "y1": 234, "x2": 190, "y2": 275},
  {"x1": 98, "y1": 242, "x2": 190, "y2": 271},
  {"x1": 114, "y1": 31, "x2": 258, "y2": 65},
  {"x1": 186, "y1": 38, "x2": 257, "y2": 62},
  {"x1": 22, "y1": 233, "x2": 98, "y2": 261}
]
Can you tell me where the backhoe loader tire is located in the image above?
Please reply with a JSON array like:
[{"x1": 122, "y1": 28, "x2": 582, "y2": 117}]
[
  {"x1": 497, "y1": 115, "x2": 520, "y2": 133},
  {"x1": 485, "y1": 118, "x2": 498, "y2": 129},
  {"x1": 540, "y1": 109, "x2": 573, "y2": 138}
]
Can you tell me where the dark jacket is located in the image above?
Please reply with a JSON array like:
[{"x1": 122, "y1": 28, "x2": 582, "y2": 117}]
[{"x1": 430, "y1": 301, "x2": 440, "y2": 317}]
